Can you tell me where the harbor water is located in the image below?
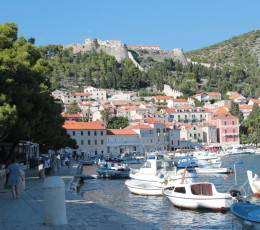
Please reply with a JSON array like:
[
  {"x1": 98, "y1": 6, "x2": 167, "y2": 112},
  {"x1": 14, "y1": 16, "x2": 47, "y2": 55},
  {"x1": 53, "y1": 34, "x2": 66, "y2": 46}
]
[{"x1": 81, "y1": 154, "x2": 260, "y2": 230}]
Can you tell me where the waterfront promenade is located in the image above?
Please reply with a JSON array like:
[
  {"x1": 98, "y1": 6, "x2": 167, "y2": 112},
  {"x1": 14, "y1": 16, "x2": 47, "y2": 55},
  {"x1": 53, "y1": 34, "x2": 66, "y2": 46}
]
[{"x1": 0, "y1": 163, "x2": 157, "y2": 230}]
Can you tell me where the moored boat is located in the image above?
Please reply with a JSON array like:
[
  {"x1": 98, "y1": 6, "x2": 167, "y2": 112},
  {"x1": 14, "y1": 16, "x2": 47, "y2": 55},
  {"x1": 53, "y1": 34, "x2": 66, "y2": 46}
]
[
  {"x1": 96, "y1": 162, "x2": 130, "y2": 179},
  {"x1": 247, "y1": 170, "x2": 260, "y2": 197},
  {"x1": 163, "y1": 182, "x2": 239, "y2": 211},
  {"x1": 125, "y1": 156, "x2": 196, "y2": 196},
  {"x1": 230, "y1": 202, "x2": 260, "y2": 230},
  {"x1": 195, "y1": 167, "x2": 231, "y2": 174}
]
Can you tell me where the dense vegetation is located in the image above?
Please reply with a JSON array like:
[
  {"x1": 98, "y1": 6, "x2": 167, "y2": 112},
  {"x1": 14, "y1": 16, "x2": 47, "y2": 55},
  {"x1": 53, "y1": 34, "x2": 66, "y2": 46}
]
[
  {"x1": 185, "y1": 30, "x2": 260, "y2": 98},
  {"x1": 39, "y1": 44, "x2": 260, "y2": 99},
  {"x1": 0, "y1": 23, "x2": 77, "y2": 163}
]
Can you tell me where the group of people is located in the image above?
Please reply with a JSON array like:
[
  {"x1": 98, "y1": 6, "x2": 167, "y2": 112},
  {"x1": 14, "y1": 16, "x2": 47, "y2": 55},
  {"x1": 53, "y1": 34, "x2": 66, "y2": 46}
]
[{"x1": 43, "y1": 154, "x2": 61, "y2": 177}]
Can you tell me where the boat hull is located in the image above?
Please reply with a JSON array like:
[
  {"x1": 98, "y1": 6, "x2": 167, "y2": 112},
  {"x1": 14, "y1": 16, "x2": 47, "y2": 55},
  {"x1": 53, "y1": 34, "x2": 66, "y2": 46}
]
[
  {"x1": 231, "y1": 202, "x2": 260, "y2": 230},
  {"x1": 247, "y1": 171, "x2": 260, "y2": 197},
  {"x1": 163, "y1": 189, "x2": 234, "y2": 210},
  {"x1": 195, "y1": 167, "x2": 229, "y2": 174},
  {"x1": 125, "y1": 180, "x2": 165, "y2": 196}
]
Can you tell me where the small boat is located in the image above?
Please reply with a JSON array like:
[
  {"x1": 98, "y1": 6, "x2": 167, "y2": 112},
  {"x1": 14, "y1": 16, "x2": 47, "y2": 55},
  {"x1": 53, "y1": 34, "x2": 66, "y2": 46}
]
[
  {"x1": 125, "y1": 156, "x2": 195, "y2": 196},
  {"x1": 125, "y1": 180, "x2": 166, "y2": 196},
  {"x1": 79, "y1": 159, "x2": 93, "y2": 165},
  {"x1": 247, "y1": 170, "x2": 260, "y2": 197},
  {"x1": 230, "y1": 202, "x2": 260, "y2": 230},
  {"x1": 195, "y1": 167, "x2": 231, "y2": 174},
  {"x1": 175, "y1": 156, "x2": 199, "y2": 169},
  {"x1": 163, "y1": 182, "x2": 238, "y2": 210},
  {"x1": 96, "y1": 162, "x2": 130, "y2": 179}
]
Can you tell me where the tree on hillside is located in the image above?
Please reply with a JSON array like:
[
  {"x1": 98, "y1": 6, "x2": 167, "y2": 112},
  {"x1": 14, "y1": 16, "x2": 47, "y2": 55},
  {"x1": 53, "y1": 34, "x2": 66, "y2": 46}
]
[
  {"x1": 229, "y1": 101, "x2": 244, "y2": 124},
  {"x1": 107, "y1": 116, "x2": 129, "y2": 129},
  {"x1": 101, "y1": 108, "x2": 111, "y2": 128},
  {"x1": 0, "y1": 22, "x2": 77, "y2": 163},
  {"x1": 244, "y1": 103, "x2": 260, "y2": 146}
]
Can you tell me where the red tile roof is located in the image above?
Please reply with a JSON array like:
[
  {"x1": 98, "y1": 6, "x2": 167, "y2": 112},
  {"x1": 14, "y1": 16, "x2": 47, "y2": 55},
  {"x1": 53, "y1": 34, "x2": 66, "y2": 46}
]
[
  {"x1": 107, "y1": 129, "x2": 138, "y2": 135},
  {"x1": 250, "y1": 99, "x2": 260, "y2": 104},
  {"x1": 124, "y1": 124, "x2": 153, "y2": 130},
  {"x1": 63, "y1": 121, "x2": 105, "y2": 130},
  {"x1": 171, "y1": 99, "x2": 187, "y2": 102},
  {"x1": 153, "y1": 96, "x2": 172, "y2": 100},
  {"x1": 211, "y1": 113, "x2": 237, "y2": 120}
]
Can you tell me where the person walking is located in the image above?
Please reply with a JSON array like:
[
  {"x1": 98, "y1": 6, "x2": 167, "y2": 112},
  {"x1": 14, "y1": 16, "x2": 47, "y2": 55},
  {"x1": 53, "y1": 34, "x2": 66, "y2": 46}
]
[
  {"x1": 44, "y1": 155, "x2": 52, "y2": 177},
  {"x1": 6, "y1": 159, "x2": 23, "y2": 200}
]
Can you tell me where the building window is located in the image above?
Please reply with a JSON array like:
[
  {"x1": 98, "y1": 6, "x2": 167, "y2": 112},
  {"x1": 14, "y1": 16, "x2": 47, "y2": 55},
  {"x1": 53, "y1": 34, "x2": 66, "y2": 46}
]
[
  {"x1": 190, "y1": 134, "x2": 192, "y2": 137},
  {"x1": 233, "y1": 128, "x2": 235, "y2": 133},
  {"x1": 101, "y1": 140, "x2": 104, "y2": 145},
  {"x1": 94, "y1": 131, "x2": 97, "y2": 136},
  {"x1": 88, "y1": 140, "x2": 90, "y2": 145},
  {"x1": 81, "y1": 131, "x2": 83, "y2": 136},
  {"x1": 81, "y1": 140, "x2": 84, "y2": 145},
  {"x1": 88, "y1": 131, "x2": 90, "y2": 136},
  {"x1": 194, "y1": 127, "x2": 196, "y2": 130},
  {"x1": 224, "y1": 121, "x2": 227, "y2": 125},
  {"x1": 232, "y1": 121, "x2": 235, "y2": 125},
  {"x1": 73, "y1": 131, "x2": 75, "y2": 136},
  {"x1": 225, "y1": 129, "x2": 227, "y2": 133},
  {"x1": 95, "y1": 140, "x2": 97, "y2": 145},
  {"x1": 101, "y1": 131, "x2": 103, "y2": 136}
]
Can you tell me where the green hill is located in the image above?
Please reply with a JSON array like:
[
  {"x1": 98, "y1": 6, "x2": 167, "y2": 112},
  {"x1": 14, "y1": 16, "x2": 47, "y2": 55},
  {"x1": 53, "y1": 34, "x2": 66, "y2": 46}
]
[{"x1": 185, "y1": 29, "x2": 260, "y2": 70}]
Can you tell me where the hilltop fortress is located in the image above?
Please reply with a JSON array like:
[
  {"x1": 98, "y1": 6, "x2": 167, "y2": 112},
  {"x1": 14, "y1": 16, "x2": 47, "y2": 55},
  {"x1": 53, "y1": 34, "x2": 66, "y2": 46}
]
[{"x1": 64, "y1": 39, "x2": 188, "y2": 70}]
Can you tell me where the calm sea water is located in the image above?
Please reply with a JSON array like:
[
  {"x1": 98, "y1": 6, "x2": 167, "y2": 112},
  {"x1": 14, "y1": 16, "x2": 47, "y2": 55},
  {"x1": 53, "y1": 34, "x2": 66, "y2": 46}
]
[{"x1": 81, "y1": 154, "x2": 260, "y2": 230}]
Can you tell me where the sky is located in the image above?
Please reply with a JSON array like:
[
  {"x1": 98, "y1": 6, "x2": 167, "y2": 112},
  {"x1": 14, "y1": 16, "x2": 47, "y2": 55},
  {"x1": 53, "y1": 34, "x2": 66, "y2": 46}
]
[{"x1": 1, "y1": 0, "x2": 259, "y2": 52}]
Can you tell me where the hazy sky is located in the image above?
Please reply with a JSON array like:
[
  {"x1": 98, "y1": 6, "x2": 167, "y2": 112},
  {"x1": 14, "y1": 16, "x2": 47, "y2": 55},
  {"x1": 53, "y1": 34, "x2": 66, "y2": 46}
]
[{"x1": 1, "y1": 0, "x2": 259, "y2": 52}]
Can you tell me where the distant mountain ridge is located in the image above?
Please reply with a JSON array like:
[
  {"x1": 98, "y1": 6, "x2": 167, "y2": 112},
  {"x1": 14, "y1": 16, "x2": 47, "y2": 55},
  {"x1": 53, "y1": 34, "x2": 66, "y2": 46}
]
[{"x1": 185, "y1": 29, "x2": 260, "y2": 69}]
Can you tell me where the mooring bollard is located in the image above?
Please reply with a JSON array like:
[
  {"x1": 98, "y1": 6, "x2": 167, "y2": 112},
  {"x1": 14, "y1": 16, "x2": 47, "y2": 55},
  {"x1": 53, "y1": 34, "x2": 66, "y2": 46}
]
[
  {"x1": 38, "y1": 164, "x2": 45, "y2": 178},
  {"x1": 19, "y1": 170, "x2": 25, "y2": 190},
  {"x1": 43, "y1": 176, "x2": 67, "y2": 225}
]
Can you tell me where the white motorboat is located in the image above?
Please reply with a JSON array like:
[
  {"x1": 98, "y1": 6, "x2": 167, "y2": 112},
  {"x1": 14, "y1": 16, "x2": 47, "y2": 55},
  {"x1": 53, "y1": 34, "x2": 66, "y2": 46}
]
[
  {"x1": 247, "y1": 170, "x2": 260, "y2": 197},
  {"x1": 175, "y1": 156, "x2": 199, "y2": 169},
  {"x1": 125, "y1": 180, "x2": 166, "y2": 196},
  {"x1": 195, "y1": 167, "x2": 231, "y2": 174},
  {"x1": 125, "y1": 157, "x2": 196, "y2": 196},
  {"x1": 96, "y1": 162, "x2": 130, "y2": 179},
  {"x1": 231, "y1": 202, "x2": 260, "y2": 230},
  {"x1": 163, "y1": 182, "x2": 238, "y2": 210}
]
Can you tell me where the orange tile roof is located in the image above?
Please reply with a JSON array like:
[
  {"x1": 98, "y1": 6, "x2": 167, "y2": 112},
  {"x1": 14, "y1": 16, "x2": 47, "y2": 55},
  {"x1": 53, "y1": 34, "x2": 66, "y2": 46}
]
[
  {"x1": 229, "y1": 94, "x2": 242, "y2": 100},
  {"x1": 124, "y1": 124, "x2": 153, "y2": 130},
  {"x1": 207, "y1": 92, "x2": 221, "y2": 95},
  {"x1": 153, "y1": 96, "x2": 172, "y2": 100},
  {"x1": 69, "y1": 92, "x2": 90, "y2": 96},
  {"x1": 61, "y1": 114, "x2": 83, "y2": 118},
  {"x1": 239, "y1": 105, "x2": 253, "y2": 109},
  {"x1": 133, "y1": 118, "x2": 162, "y2": 124},
  {"x1": 63, "y1": 121, "x2": 105, "y2": 130},
  {"x1": 213, "y1": 106, "x2": 230, "y2": 114},
  {"x1": 171, "y1": 99, "x2": 187, "y2": 102},
  {"x1": 250, "y1": 99, "x2": 260, "y2": 104},
  {"x1": 211, "y1": 112, "x2": 237, "y2": 120},
  {"x1": 107, "y1": 129, "x2": 138, "y2": 135}
]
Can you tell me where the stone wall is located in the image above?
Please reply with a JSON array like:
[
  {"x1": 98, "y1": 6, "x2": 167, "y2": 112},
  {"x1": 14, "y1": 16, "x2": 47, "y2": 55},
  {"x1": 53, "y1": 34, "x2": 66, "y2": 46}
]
[{"x1": 64, "y1": 38, "x2": 188, "y2": 68}]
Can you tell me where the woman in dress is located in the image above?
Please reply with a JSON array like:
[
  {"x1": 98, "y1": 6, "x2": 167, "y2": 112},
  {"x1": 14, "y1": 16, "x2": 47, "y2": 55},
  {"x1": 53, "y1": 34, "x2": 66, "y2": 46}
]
[{"x1": 6, "y1": 159, "x2": 23, "y2": 200}]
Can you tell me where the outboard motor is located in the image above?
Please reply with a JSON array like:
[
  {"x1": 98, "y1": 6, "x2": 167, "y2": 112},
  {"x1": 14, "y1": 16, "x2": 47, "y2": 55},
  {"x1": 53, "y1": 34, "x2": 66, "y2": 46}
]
[{"x1": 229, "y1": 189, "x2": 243, "y2": 202}]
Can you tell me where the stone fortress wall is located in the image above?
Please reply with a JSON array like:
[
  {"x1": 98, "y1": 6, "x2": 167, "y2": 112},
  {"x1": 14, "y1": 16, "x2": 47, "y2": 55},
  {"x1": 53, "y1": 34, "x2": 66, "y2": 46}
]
[{"x1": 64, "y1": 38, "x2": 188, "y2": 66}]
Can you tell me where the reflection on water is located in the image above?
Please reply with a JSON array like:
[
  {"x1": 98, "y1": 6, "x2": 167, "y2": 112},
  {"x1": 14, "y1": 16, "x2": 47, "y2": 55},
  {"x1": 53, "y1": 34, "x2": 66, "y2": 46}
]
[{"x1": 82, "y1": 154, "x2": 260, "y2": 230}]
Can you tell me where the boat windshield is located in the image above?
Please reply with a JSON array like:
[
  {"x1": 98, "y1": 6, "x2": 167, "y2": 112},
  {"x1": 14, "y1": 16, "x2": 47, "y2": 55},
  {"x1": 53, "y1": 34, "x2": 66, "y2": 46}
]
[
  {"x1": 156, "y1": 160, "x2": 175, "y2": 171},
  {"x1": 191, "y1": 184, "x2": 213, "y2": 196}
]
